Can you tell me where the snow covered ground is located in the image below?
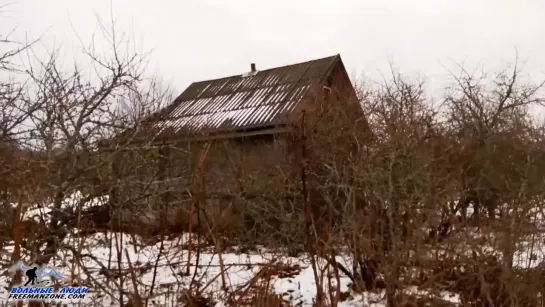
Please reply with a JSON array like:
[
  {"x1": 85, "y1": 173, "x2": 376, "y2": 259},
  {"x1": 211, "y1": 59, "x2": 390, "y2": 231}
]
[
  {"x1": 0, "y1": 228, "x2": 468, "y2": 306},
  {"x1": 1, "y1": 192, "x2": 373, "y2": 306},
  {"x1": 0, "y1": 230, "x2": 368, "y2": 306},
  {"x1": 2, "y1": 192, "x2": 544, "y2": 306}
]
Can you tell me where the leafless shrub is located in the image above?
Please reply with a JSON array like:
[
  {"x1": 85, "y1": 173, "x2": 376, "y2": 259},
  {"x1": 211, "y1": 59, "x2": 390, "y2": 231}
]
[{"x1": 3, "y1": 8, "x2": 545, "y2": 306}]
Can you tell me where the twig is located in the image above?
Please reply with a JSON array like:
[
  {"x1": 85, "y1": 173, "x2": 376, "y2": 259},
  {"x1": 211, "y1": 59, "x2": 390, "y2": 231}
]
[
  {"x1": 124, "y1": 248, "x2": 143, "y2": 307},
  {"x1": 146, "y1": 236, "x2": 165, "y2": 306}
]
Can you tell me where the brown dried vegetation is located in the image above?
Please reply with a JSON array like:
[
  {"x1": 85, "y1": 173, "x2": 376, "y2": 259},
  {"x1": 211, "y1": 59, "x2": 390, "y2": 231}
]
[{"x1": 2, "y1": 12, "x2": 545, "y2": 307}]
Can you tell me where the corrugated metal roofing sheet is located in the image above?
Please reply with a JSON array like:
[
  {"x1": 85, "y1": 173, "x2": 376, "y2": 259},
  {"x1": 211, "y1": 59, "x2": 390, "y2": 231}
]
[{"x1": 145, "y1": 55, "x2": 340, "y2": 138}]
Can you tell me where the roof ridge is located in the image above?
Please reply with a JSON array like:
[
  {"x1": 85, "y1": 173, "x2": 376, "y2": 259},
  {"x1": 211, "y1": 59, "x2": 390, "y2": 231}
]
[{"x1": 190, "y1": 54, "x2": 340, "y2": 85}]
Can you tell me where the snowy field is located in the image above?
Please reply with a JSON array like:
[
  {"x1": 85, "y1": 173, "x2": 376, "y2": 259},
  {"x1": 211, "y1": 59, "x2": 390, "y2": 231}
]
[
  {"x1": 0, "y1": 230, "x2": 373, "y2": 306},
  {"x1": 0, "y1": 229, "x2": 466, "y2": 306},
  {"x1": 1, "y1": 192, "x2": 544, "y2": 306},
  {"x1": 0, "y1": 193, "x2": 371, "y2": 306}
]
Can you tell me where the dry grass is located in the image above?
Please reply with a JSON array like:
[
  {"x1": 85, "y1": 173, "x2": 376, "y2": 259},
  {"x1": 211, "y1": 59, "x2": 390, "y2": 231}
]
[{"x1": 2, "y1": 13, "x2": 545, "y2": 307}]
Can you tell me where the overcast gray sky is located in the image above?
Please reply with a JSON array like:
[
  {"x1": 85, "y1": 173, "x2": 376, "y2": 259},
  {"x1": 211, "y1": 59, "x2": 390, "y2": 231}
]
[{"x1": 3, "y1": 0, "x2": 545, "y2": 94}]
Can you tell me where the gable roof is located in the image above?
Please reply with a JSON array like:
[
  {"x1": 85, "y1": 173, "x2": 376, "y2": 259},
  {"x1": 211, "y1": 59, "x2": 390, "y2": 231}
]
[{"x1": 141, "y1": 54, "x2": 345, "y2": 140}]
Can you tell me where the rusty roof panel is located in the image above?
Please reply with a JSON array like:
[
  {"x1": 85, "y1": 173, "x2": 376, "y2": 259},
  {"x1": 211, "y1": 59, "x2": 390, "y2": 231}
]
[{"x1": 143, "y1": 55, "x2": 341, "y2": 138}]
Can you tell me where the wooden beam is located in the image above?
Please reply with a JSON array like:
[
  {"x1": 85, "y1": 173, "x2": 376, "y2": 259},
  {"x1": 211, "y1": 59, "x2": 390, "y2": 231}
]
[{"x1": 132, "y1": 126, "x2": 292, "y2": 147}]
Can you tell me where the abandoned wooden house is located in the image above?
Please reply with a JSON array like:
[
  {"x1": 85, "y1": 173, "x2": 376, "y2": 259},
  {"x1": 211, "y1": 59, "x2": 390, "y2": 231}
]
[{"x1": 101, "y1": 54, "x2": 367, "y2": 236}]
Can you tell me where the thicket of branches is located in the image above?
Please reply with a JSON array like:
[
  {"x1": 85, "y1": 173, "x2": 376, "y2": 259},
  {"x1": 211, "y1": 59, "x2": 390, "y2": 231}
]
[{"x1": 2, "y1": 14, "x2": 545, "y2": 307}]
